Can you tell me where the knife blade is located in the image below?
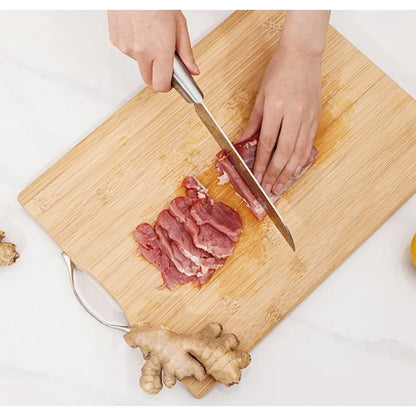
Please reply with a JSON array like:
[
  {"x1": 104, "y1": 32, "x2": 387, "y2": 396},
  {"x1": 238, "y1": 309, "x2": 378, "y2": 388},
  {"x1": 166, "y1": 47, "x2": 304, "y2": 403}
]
[{"x1": 172, "y1": 53, "x2": 295, "y2": 251}]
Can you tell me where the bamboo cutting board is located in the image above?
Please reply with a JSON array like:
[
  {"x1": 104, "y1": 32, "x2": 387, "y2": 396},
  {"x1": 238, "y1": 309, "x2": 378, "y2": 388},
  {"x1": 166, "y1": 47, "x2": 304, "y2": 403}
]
[{"x1": 19, "y1": 11, "x2": 416, "y2": 397}]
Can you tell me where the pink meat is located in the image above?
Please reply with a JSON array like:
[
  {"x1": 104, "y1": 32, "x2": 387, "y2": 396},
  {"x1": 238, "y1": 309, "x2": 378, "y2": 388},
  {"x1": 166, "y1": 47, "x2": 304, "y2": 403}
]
[
  {"x1": 183, "y1": 176, "x2": 243, "y2": 241},
  {"x1": 216, "y1": 137, "x2": 318, "y2": 220},
  {"x1": 133, "y1": 223, "x2": 193, "y2": 290},
  {"x1": 216, "y1": 150, "x2": 265, "y2": 219},
  {"x1": 192, "y1": 223, "x2": 234, "y2": 258},
  {"x1": 169, "y1": 196, "x2": 234, "y2": 258},
  {"x1": 182, "y1": 176, "x2": 210, "y2": 200},
  {"x1": 134, "y1": 176, "x2": 242, "y2": 289},
  {"x1": 157, "y1": 207, "x2": 224, "y2": 271},
  {"x1": 168, "y1": 195, "x2": 194, "y2": 222},
  {"x1": 190, "y1": 198, "x2": 242, "y2": 242},
  {"x1": 193, "y1": 268, "x2": 215, "y2": 289},
  {"x1": 169, "y1": 197, "x2": 205, "y2": 248},
  {"x1": 154, "y1": 224, "x2": 199, "y2": 277},
  {"x1": 235, "y1": 136, "x2": 257, "y2": 170}
]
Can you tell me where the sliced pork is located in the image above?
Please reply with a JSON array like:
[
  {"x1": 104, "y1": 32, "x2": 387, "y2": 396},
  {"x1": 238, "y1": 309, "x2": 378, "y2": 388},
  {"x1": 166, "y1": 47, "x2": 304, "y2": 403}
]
[
  {"x1": 182, "y1": 176, "x2": 243, "y2": 242},
  {"x1": 190, "y1": 198, "x2": 242, "y2": 242},
  {"x1": 216, "y1": 136, "x2": 318, "y2": 220},
  {"x1": 133, "y1": 224, "x2": 194, "y2": 289},
  {"x1": 168, "y1": 196, "x2": 234, "y2": 258},
  {"x1": 133, "y1": 177, "x2": 242, "y2": 290},
  {"x1": 154, "y1": 224, "x2": 199, "y2": 277},
  {"x1": 191, "y1": 222, "x2": 234, "y2": 258},
  {"x1": 182, "y1": 176, "x2": 209, "y2": 200},
  {"x1": 216, "y1": 149, "x2": 265, "y2": 220},
  {"x1": 156, "y1": 208, "x2": 223, "y2": 273}
]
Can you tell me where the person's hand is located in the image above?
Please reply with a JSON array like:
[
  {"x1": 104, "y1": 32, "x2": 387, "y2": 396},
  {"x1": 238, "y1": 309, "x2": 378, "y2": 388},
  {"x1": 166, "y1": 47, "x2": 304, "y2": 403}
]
[
  {"x1": 107, "y1": 10, "x2": 199, "y2": 92},
  {"x1": 239, "y1": 10, "x2": 329, "y2": 196},
  {"x1": 239, "y1": 45, "x2": 322, "y2": 196}
]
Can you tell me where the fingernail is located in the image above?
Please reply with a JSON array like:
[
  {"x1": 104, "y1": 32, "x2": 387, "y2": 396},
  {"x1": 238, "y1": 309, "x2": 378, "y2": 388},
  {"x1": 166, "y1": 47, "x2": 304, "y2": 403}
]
[
  {"x1": 254, "y1": 172, "x2": 263, "y2": 183},
  {"x1": 294, "y1": 166, "x2": 302, "y2": 177},
  {"x1": 192, "y1": 63, "x2": 200, "y2": 74},
  {"x1": 273, "y1": 183, "x2": 284, "y2": 195},
  {"x1": 263, "y1": 183, "x2": 272, "y2": 195}
]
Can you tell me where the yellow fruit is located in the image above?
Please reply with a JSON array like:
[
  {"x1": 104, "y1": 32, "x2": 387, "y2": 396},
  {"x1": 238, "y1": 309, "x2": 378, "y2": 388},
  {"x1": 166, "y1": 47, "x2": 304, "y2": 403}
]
[{"x1": 411, "y1": 233, "x2": 416, "y2": 267}]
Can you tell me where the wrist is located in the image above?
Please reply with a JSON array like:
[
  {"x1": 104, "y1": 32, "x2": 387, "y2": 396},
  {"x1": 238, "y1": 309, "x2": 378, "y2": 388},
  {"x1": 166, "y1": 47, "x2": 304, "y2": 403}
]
[
  {"x1": 278, "y1": 10, "x2": 329, "y2": 61},
  {"x1": 276, "y1": 40, "x2": 324, "y2": 64}
]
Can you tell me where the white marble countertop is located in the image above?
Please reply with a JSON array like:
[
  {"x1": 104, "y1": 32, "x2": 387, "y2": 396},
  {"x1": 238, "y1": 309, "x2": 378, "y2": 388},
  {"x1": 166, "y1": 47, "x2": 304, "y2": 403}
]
[{"x1": 0, "y1": 10, "x2": 415, "y2": 405}]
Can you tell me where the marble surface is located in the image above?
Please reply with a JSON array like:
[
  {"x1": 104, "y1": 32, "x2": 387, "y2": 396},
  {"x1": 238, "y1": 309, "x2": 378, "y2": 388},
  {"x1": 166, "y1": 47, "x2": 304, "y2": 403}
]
[{"x1": 0, "y1": 10, "x2": 415, "y2": 405}]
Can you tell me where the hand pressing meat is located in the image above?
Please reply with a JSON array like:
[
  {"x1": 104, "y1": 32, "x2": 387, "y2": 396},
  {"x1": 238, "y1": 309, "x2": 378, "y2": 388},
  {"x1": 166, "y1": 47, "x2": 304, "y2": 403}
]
[
  {"x1": 216, "y1": 135, "x2": 318, "y2": 220},
  {"x1": 133, "y1": 177, "x2": 242, "y2": 289},
  {"x1": 238, "y1": 11, "x2": 330, "y2": 195}
]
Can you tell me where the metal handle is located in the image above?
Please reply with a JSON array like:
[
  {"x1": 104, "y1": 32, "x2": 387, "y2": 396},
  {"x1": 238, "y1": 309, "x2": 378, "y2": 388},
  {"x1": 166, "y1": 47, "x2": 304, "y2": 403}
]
[
  {"x1": 62, "y1": 252, "x2": 131, "y2": 334},
  {"x1": 172, "y1": 53, "x2": 204, "y2": 104}
]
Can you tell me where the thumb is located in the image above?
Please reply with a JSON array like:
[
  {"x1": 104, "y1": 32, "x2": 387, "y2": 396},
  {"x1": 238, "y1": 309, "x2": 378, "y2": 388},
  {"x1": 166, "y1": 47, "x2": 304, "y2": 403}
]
[
  {"x1": 236, "y1": 99, "x2": 263, "y2": 143},
  {"x1": 176, "y1": 16, "x2": 200, "y2": 75}
]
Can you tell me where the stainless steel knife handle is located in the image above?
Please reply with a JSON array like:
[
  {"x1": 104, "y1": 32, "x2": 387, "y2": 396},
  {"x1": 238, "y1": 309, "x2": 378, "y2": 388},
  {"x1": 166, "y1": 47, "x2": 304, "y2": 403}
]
[{"x1": 172, "y1": 53, "x2": 204, "y2": 104}]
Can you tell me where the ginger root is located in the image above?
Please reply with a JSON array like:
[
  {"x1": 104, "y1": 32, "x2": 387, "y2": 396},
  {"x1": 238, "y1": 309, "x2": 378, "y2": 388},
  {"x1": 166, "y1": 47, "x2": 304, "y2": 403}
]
[
  {"x1": 0, "y1": 231, "x2": 19, "y2": 266},
  {"x1": 124, "y1": 322, "x2": 251, "y2": 395}
]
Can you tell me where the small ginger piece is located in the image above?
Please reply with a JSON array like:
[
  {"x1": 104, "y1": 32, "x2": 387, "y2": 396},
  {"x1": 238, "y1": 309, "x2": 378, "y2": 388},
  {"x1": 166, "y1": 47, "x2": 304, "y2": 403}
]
[
  {"x1": 124, "y1": 322, "x2": 251, "y2": 394},
  {"x1": 0, "y1": 230, "x2": 19, "y2": 266}
]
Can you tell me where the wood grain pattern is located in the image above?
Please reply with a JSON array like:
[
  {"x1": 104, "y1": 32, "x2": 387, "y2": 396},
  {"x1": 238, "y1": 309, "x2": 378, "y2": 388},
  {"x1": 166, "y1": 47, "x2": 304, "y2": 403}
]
[{"x1": 18, "y1": 11, "x2": 416, "y2": 398}]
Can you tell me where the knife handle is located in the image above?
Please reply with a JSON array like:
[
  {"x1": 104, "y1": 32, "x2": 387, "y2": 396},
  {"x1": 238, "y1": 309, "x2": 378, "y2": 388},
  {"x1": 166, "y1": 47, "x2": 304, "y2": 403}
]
[{"x1": 172, "y1": 52, "x2": 204, "y2": 104}]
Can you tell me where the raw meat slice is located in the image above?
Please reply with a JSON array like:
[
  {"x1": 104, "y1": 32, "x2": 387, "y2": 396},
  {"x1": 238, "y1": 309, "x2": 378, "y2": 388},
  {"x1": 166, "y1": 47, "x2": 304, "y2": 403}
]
[
  {"x1": 157, "y1": 207, "x2": 224, "y2": 271},
  {"x1": 169, "y1": 197, "x2": 203, "y2": 247},
  {"x1": 182, "y1": 176, "x2": 209, "y2": 200},
  {"x1": 133, "y1": 223, "x2": 193, "y2": 289},
  {"x1": 216, "y1": 149, "x2": 265, "y2": 220},
  {"x1": 216, "y1": 137, "x2": 258, "y2": 185},
  {"x1": 192, "y1": 223, "x2": 234, "y2": 258},
  {"x1": 193, "y1": 268, "x2": 215, "y2": 289},
  {"x1": 154, "y1": 224, "x2": 199, "y2": 277},
  {"x1": 169, "y1": 196, "x2": 234, "y2": 258},
  {"x1": 216, "y1": 137, "x2": 318, "y2": 220},
  {"x1": 235, "y1": 136, "x2": 257, "y2": 170},
  {"x1": 190, "y1": 198, "x2": 242, "y2": 242},
  {"x1": 182, "y1": 176, "x2": 243, "y2": 241},
  {"x1": 168, "y1": 196, "x2": 194, "y2": 223},
  {"x1": 134, "y1": 176, "x2": 242, "y2": 289}
]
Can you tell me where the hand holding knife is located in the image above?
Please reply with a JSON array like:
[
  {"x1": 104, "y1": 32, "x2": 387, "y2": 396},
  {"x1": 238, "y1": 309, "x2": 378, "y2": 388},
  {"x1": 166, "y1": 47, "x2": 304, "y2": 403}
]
[{"x1": 171, "y1": 53, "x2": 295, "y2": 251}]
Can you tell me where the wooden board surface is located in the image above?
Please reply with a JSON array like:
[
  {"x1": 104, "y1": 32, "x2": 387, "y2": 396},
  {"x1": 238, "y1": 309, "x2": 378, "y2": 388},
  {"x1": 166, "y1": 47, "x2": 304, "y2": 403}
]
[{"x1": 19, "y1": 11, "x2": 416, "y2": 398}]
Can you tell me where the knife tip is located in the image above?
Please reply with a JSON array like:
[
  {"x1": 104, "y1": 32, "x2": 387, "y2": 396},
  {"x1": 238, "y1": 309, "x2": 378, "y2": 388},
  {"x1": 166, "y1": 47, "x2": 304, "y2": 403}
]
[{"x1": 287, "y1": 234, "x2": 296, "y2": 252}]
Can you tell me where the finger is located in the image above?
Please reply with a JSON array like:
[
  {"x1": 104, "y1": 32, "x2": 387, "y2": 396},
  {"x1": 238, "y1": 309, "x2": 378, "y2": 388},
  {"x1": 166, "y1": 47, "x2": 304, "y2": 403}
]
[
  {"x1": 152, "y1": 51, "x2": 174, "y2": 92},
  {"x1": 137, "y1": 58, "x2": 153, "y2": 86},
  {"x1": 176, "y1": 14, "x2": 199, "y2": 75},
  {"x1": 301, "y1": 141, "x2": 314, "y2": 170},
  {"x1": 261, "y1": 116, "x2": 300, "y2": 195},
  {"x1": 272, "y1": 122, "x2": 309, "y2": 194},
  {"x1": 252, "y1": 104, "x2": 283, "y2": 184},
  {"x1": 299, "y1": 120, "x2": 319, "y2": 168},
  {"x1": 236, "y1": 95, "x2": 263, "y2": 143}
]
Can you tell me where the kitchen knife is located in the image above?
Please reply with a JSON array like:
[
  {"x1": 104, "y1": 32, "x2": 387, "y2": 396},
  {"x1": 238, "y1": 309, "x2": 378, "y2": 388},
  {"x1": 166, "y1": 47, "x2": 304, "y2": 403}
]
[{"x1": 172, "y1": 53, "x2": 295, "y2": 251}]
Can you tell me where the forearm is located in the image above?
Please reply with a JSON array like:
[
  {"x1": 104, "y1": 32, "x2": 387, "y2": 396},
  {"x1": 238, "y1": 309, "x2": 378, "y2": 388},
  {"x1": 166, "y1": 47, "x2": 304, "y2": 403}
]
[{"x1": 279, "y1": 10, "x2": 330, "y2": 58}]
